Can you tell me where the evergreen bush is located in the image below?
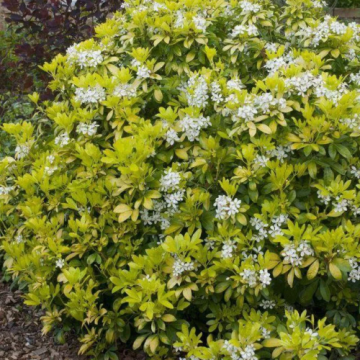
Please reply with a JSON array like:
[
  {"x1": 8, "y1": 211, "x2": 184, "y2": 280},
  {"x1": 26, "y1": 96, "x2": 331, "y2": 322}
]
[{"x1": 2, "y1": 0, "x2": 360, "y2": 358}]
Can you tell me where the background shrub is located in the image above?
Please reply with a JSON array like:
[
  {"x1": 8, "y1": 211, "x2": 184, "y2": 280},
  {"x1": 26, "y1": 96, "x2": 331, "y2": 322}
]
[
  {"x1": 1, "y1": 0, "x2": 123, "y2": 94},
  {"x1": 2, "y1": 0, "x2": 360, "y2": 359}
]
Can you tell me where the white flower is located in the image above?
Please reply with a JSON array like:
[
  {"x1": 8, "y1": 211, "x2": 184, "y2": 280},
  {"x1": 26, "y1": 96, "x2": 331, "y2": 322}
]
[
  {"x1": 179, "y1": 114, "x2": 211, "y2": 141},
  {"x1": 15, "y1": 235, "x2": 24, "y2": 244},
  {"x1": 259, "y1": 269, "x2": 271, "y2": 287},
  {"x1": 211, "y1": 81, "x2": 224, "y2": 104},
  {"x1": 265, "y1": 42, "x2": 278, "y2": 52},
  {"x1": 0, "y1": 186, "x2": 14, "y2": 195},
  {"x1": 15, "y1": 144, "x2": 30, "y2": 159},
  {"x1": 253, "y1": 155, "x2": 269, "y2": 168},
  {"x1": 221, "y1": 240, "x2": 236, "y2": 258},
  {"x1": 204, "y1": 239, "x2": 216, "y2": 250},
  {"x1": 113, "y1": 83, "x2": 137, "y2": 98},
  {"x1": 165, "y1": 128, "x2": 180, "y2": 145},
  {"x1": 55, "y1": 133, "x2": 70, "y2": 147},
  {"x1": 66, "y1": 46, "x2": 103, "y2": 68},
  {"x1": 75, "y1": 85, "x2": 106, "y2": 104},
  {"x1": 350, "y1": 166, "x2": 360, "y2": 179},
  {"x1": 297, "y1": 241, "x2": 314, "y2": 257},
  {"x1": 312, "y1": 0, "x2": 327, "y2": 8},
  {"x1": 237, "y1": 105, "x2": 257, "y2": 122},
  {"x1": 282, "y1": 244, "x2": 302, "y2": 266},
  {"x1": 137, "y1": 65, "x2": 151, "y2": 79},
  {"x1": 160, "y1": 217, "x2": 171, "y2": 230},
  {"x1": 173, "y1": 258, "x2": 195, "y2": 277},
  {"x1": 350, "y1": 73, "x2": 360, "y2": 86},
  {"x1": 317, "y1": 190, "x2": 331, "y2": 205},
  {"x1": 227, "y1": 78, "x2": 244, "y2": 91},
  {"x1": 193, "y1": 15, "x2": 207, "y2": 32},
  {"x1": 247, "y1": 24, "x2": 258, "y2": 36},
  {"x1": 174, "y1": 11, "x2": 185, "y2": 28},
  {"x1": 164, "y1": 190, "x2": 185, "y2": 211},
  {"x1": 56, "y1": 258, "x2": 65, "y2": 269},
  {"x1": 261, "y1": 327, "x2": 271, "y2": 339},
  {"x1": 305, "y1": 328, "x2": 319, "y2": 338},
  {"x1": 46, "y1": 155, "x2": 55, "y2": 164},
  {"x1": 45, "y1": 166, "x2": 58, "y2": 176},
  {"x1": 259, "y1": 299, "x2": 276, "y2": 309},
  {"x1": 182, "y1": 75, "x2": 209, "y2": 108},
  {"x1": 76, "y1": 123, "x2": 99, "y2": 136},
  {"x1": 334, "y1": 198, "x2": 349, "y2": 213},
  {"x1": 240, "y1": 269, "x2": 257, "y2": 287},
  {"x1": 240, "y1": 344, "x2": 257, "y2": 360},
  {"x1": 160, "y1": 169, "x2": 181, "y2": 192},
  {"x1": 214, "y1": 195, "x2": 241, "y2": 220},
  {"x1": 267, "y1": 146, "x2": 292, "y2": 162},
  {"x1": 240, "y1": 1, "x2": 261, "y2": 13},
  {"x1": 330, "y1": 21, "x2": 347, "y2": 36}
]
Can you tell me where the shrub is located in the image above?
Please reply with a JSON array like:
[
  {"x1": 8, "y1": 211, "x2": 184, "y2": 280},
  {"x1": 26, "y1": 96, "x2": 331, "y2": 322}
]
[
  {"x1": 1, "y1": 0, "x2": 123, "y2": 93},
  {"x1": 2, "y1": 0, "x2": 360, "y2": 358}
]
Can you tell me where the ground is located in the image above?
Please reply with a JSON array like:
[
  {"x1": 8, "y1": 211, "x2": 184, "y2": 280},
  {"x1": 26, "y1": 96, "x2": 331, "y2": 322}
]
[{"x1": 0, "y1": 279, "x2": 146, "y2": 360}]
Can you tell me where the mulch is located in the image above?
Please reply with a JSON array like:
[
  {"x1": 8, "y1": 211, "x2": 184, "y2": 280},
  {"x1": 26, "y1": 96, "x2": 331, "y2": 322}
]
[{"x1": 0, "y1": 280, "x2": 146, "y2": 360}]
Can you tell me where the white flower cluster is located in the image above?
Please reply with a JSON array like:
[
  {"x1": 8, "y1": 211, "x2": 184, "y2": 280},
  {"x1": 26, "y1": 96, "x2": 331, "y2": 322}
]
[
  {"x1": 140, "y1": 201, "x2": 166, "y2": 226},
  {"x1": 45, "y1": 166, "x2": 58, "y2": 176},
  {"x1": 282, "y1": 241, "x2": 314, "y2": 266},
  {"x1": 259, "y1": 299, "x2": 276, "y2": 309},
  {"x1": 267, "y1": 145, "x2": 292, "y2": 163},
  {"x1": 230, "y1": 24, "x2": 258, "y2": 38},
  {"x1": 75, "y1": 85, "x2": 106, "y2": 104},
  {"x1": 304, "y1": 17, "x2": 354, "y2": 47},
  {"x1": 182, "y1": 75, "x2": 209, "y2": 108},
  {"x1": 311, "y1": 0, "x2": 327, "y2": 8},
  {"x1": 284, "y1": 71, "x2": 321, "y2": 96},
  {"x1": 47, "y1": 155, "x2": 55, "y2": 164},
  {"x1": 250, "y1": 214, "x2": 288, "y2": 242},
  {"x1": 15, "y1": 234, "x2": 24, "y2": 244},
  {"x1": 350, "y1": 73, "x2": 360, "y2": 87},
  {"x1": 15, "y1": 144, "x2": 30, "y2": 159},
  {"x1": 214, "y1": 195, "x2": 241, "y2": 220},
  {"x1": 253, "y1": 154, "x2": 269, "y2": 168},
  {"x1": 172, "y1": 257, "x2": 195, "y2": 277},
  {"x1": 318, "y1": 190, "x2": 360, "y2": 215},
  {"x1": 221, "y1": 240, "x2": 237, "y2": 258},
  {"x1": 131, "y1": 58, "x2": 152, "y2": 79},
  {"x1": 340, "y1": 115, "x2": 360, "y2": 130},
  {"x1": 193, "y1": 15, "x2": 207, "y2": 32},
  {"x1": 174, "y1": 11, "x2": 185, "y2": 28},
  {"x1": 254, "y1": 93, "x2": 287, "y2": 114},
  {"x1": 77, "y1": 123, "x2": 99, "y2": 136},
  {"x1": 211, "y1": 81, "x2": 224, "y2": 104},
  {"x1": 164, "y1": 190, "x2": 185, "y2": 212},
  {"x1": 113, "y1": 83, "x2": 137, "y2": 98},
  {"x1": 348, "y1": 258, "x2": 360, "y2": 282},
  {"x1": 223, "y1": 342, "x2": 257, "y2": 360},
  {"x1": 239, "y1": 0, "x2": 261, "y2": 13},
  {"x1": 66, "y1": 45, "x2": 103, "y2": 68},
  {"x1": 350, "y1": 166, "x2": 360, "y2": 179},
  {"x1": 265, "y1": 42, "x2": 278, "y2": 53},
  {"x1": 227, "y1": 78, "x2": 245, "y2": 91},
  {"x1": 240, "y1": 268, "x2": 271, "y2": 288},
  {"x1": 0, "y1": 185, "x2": 15, "y2": 195},
  {"x1": 165, "y1": 128, "x2": 180, "y2": 145},
  {"x1": 264, "y1": 53, "x2": 295, "y2": 75},
  {"x1": 237, "y1": 104, "x2": 258, "y2": 122},
  {"x1": 55, "y1": 133, "x2": 70, "y2": 147},
  {"x1": 160, "y1": 169, "x2": 181, "y2": 192},
  {"x1": 179, "y1": 114, "x2": 211, "y2": 141}
]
